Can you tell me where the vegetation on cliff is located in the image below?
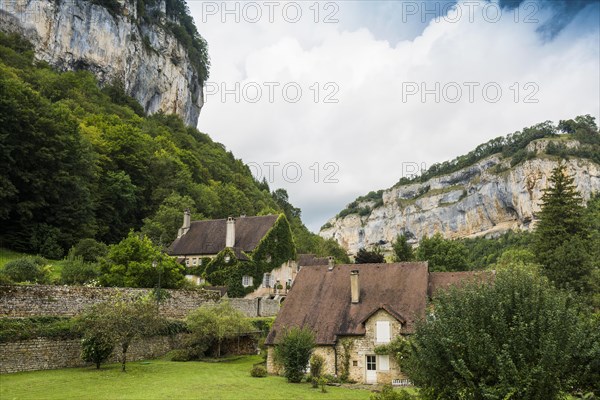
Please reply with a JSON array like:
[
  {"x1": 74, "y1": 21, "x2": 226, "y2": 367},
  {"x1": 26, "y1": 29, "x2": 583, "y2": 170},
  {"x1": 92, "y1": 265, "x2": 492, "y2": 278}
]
[{"x1": 0, "y1": 32, "x2": 344, "y2": 263}]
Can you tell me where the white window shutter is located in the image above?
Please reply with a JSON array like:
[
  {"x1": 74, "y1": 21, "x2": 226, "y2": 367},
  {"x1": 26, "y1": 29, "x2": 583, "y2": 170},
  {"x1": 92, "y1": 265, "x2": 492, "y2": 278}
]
[
  {"x1": 378, "y1": 355, "x2": 390, "y2": 371},
  {"x1": 376, "y1": 321, "x2": 391, "y2": 343}
]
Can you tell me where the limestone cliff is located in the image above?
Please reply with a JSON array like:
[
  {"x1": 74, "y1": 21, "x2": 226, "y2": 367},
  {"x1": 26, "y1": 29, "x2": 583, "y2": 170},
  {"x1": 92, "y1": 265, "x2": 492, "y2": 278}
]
[
  {"x1": 320, "y1": 138, "x2": 600, "y2": 255},
  {"x1": 0, "y1": 0, "x2": 204, "y2": 126}
]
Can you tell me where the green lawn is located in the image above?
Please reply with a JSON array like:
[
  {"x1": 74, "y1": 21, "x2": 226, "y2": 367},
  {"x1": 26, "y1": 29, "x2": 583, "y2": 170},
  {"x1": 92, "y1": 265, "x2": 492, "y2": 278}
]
[
  {"x1": 0, "y1": 356, "x2": 376, "y2": 400},
  {"x1": 0, "y1": 248, "x2": 64, "y2": 282}
]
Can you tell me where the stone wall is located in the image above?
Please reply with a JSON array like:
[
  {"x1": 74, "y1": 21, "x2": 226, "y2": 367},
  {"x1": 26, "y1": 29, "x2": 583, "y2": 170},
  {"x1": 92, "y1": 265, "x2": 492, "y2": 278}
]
[
  {"x1": 0, "y1": 334, "x2": 187, "y2": 374},
  {"x1": 0, "y1": 285, "x2": 280, "y2": 318}
]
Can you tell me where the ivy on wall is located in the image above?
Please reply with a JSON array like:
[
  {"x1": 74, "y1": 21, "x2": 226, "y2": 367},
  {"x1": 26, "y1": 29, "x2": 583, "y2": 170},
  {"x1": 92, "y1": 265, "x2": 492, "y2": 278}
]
[{"x1": 203, "y1": 214, "x2": 296, "y2": 298}]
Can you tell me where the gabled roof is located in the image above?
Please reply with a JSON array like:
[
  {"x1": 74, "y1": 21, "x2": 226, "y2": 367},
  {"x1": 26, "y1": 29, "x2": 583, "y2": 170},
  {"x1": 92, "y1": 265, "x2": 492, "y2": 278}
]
[
  {"x1": 266, "y1": 262, "x2": 429, "y2": 345},
  {"x1": 168, "y1": 215, "x2": 278, "y2": 256}
]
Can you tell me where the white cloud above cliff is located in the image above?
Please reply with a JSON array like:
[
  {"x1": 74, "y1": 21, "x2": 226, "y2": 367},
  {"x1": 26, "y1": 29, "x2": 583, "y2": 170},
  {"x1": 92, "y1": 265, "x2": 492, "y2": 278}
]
[{"x1": 188, "y1": 0, "x2": 600, "y2": 231}]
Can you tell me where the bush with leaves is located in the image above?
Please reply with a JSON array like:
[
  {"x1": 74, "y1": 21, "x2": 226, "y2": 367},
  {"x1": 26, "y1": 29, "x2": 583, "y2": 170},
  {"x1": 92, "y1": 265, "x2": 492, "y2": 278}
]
[
  {"x1": 355, "y1": 247, "x2": 385, "y2": 264},
  {"x1": 416, "y1": 233, "x2": 469, "y2": 272},
  {"x1": 250, "y1": 364, "x2": 268, "y2": 377},
  {"x1": 60, "y1": 254, "x2": 100, "y2": 285},
  {"x1": 273, "y1": 327, "x2": 315, "y2": 383},
  {"x1": 309, "y1": 354, "x2": 325, "y2": 387},
  {"x1": 370, "y1": 385, "x2": 419, "y2": 400},
  {"x1": 2, "y1": 256, "x2": 50, "y2": 283},
  {"x1": 186, "y1": 301, "x2": 254, "y2": 358},
  {"x1": 81, "y1": 335, "x2": 114, "y2": 369},
  {"x1": 70, "y1": 239, "x2": 108, "y2": 263},
  {"x1": 404, "y1": 267, "x2": 595, "y2": 400}
]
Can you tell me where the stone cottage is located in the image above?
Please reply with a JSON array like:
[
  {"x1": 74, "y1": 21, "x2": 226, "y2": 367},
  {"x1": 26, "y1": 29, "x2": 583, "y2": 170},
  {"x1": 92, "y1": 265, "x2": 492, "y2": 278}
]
[
  {"x1": 168, "y1": 211, "x2": 329, "y2": 298},
  {"x1": 265, "y1": 262, "x2": 492, "y2": 384}
]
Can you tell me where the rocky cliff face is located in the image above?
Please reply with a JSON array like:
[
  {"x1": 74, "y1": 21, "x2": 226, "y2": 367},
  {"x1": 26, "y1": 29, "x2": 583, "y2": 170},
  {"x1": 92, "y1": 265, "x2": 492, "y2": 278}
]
[
  {"x1": 0, "y1": 0, "x2": 203, "y2": 126},
  {"x1": 320, "y1": 138, "x2": 600, "y2": 255}
]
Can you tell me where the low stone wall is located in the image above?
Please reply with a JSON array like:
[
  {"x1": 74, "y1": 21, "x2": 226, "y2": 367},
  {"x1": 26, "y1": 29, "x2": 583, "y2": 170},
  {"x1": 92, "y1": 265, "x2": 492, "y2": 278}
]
[
  {"x1": 0, "y1": 334, "x2": 187, "y2": 374},
  {"x1": 0, "y1": 285, "x2": 280, "y2": 318}
]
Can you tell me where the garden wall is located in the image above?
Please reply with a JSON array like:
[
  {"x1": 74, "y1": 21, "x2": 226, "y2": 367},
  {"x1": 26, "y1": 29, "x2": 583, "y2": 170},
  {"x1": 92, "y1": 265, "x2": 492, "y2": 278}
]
[
  {"x1": 0, "y1": 285, "x2": 280, "y2": 318},
  {"x1": 0, "y1": 334, "x2": 186, "y2": 373}
]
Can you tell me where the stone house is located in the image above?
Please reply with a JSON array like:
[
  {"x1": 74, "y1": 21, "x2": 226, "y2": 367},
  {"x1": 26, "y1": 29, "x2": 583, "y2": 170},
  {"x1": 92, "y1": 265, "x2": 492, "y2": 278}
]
[
  {"x1": 265, "y1": 262, "x2": 492, "y2": 384},
  {"x1": 167, "y1": 211, "x2": 329, "y2": 298}
]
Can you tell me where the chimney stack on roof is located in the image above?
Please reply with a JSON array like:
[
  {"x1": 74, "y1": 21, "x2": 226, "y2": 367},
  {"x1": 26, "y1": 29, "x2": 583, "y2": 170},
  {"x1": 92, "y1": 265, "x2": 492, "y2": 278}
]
[
  {"x1": 351, "y1": 270, "x2": 360, "y2": 304},
  {"x1": 226, "y1": 217, "x2": 235, "y2": 248},
  {"x1": 178, "y1": 209, "x2": 191, "y2": 238}
]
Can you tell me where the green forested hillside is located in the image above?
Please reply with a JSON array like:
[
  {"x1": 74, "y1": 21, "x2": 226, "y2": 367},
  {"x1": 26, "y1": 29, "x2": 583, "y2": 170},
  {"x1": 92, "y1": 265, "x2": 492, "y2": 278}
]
[{"x1": 0, "y1": 32, "x2": 342, "y2": 260}]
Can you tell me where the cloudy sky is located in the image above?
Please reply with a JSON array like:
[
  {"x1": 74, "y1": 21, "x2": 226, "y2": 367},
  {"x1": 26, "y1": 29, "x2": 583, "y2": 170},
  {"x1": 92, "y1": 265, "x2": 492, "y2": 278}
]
[{"x1": 188, "y1": 0, "x2": 600, "y2": 232}]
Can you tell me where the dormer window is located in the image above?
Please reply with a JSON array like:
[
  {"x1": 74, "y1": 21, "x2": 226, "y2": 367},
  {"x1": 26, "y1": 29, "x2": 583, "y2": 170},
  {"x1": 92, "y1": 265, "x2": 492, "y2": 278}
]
[
  {"x1": 376, "y1": 321, "x2": 391, "y2": 343},
  {"x1": 242, "y1": 275, "x2": 253, "y2": 287}
]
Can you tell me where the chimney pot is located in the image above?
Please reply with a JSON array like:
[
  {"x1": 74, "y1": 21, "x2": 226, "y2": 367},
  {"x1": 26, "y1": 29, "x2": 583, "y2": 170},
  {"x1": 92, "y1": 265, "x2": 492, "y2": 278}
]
[
  {"x1": 351, "y1": 269, "x2": 360, "y2": 304},
  {"x1": 226, "y1": 217, "x2": 236, "y2": 248},
  {"x1": 178, "y1": 209, "x2": 191, "y2": 238},
  {"x1": 327, "y1": 256, "x2": 334, "y2": 271}
]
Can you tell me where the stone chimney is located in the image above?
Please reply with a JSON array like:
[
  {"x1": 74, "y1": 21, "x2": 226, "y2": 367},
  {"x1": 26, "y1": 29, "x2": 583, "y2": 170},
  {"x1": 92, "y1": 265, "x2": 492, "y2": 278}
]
[
  {"x1": 351, "y1": 270, "x2": 360, "y2": 304},
  {"x1": 177, "y1": 209, "x2": 191, "y2": 238},
  {"x1": 226, "y1": 217, "x2": 235, "y2": 248},
  {"x1": 328, "y1": 256, "x2": 335, "y2": 271}
]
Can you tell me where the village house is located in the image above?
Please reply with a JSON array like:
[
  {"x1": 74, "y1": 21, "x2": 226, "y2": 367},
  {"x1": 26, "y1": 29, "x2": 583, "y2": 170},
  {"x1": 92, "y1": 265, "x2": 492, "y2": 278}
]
[
  {"x1": 167, "y1": 210, "x2": 329, "y2": 298},
  {"x1": 265, "y1": 262, "x2": 492, "y2": 385}
]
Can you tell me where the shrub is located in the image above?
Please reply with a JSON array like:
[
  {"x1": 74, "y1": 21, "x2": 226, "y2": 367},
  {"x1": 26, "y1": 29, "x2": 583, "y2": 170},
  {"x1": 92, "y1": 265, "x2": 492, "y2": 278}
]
[
  {"x1": 309, "y1": 354, "x2": 325, "y2": 388},
  {"x1": 370, "y1": 385, "x2": 418, "y2": 400},
  {"x1": 0, "y1": 317, "x2": 79, "y2": 343},
  {"x1": 168, "y1": 349, "x2": 192, "y2": 362},
  {"x1": 2, "y1": 256, "x2": 50, "y2": 283},
  {"x1": 250, "y1": 365, "x2": 267, "y2": 377},
  {"x1": 70, "y1": 239, "x2": 108, "y2": 262},
  {"x1": 60, "y1": 254, "x2": 99, "y2": 285},
  {"x1": 274, "y1": 327, "x2": 315, "y2": 383},
  {"x1": 81, "y1": 335, "x2": 114, "y2": 369}
]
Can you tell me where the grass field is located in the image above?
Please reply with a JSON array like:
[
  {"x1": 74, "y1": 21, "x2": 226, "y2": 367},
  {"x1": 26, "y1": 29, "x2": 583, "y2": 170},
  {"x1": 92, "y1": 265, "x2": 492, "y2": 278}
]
[
  {"x1": 0, "y1": 356, "x2": 378, "y2": 400},
  {"x1": 0, "y1": 248, "x2": 64, "y2": 282}
]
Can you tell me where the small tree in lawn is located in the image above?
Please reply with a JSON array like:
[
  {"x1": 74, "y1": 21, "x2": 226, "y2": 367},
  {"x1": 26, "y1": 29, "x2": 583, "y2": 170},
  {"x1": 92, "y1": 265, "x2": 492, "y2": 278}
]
[
  {"x1": 274, "y1": 327, "x2": 315, "y2": 383},
  {"x1": 81, "y1": 336, "x2": 114, "y2": 369},
  {"x1": 77, "y1": 293, "x2": 164, "y2": 372},
  {"x1": 186, "y1": 301, "x2": 254, "y2": 358}
]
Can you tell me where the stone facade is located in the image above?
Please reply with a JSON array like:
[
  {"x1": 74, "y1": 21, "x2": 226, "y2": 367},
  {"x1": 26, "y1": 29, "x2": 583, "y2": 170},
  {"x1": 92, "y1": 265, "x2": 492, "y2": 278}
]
[
  {"x1": 337, "y1": 309, "x2": 405, "y2": 384},
  {"x1": 0, "y1": 285, "x2": 280, "y2": 318},
  {"x1": 267, "y1": 309, "x2": 406, "y2": 384}
]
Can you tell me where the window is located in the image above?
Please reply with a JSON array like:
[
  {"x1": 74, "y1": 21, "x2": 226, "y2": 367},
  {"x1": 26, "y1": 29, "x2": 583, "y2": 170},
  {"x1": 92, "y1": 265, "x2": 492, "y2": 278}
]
[
  {"x1": 224, "y1": 255, "x2": 231, "y2": 263},
  {"x1": 242, "y1": 275, "x2": 253, "y2": 287},
  {"x1": 199, "y1": 259, "x2": 203, "y2": 266},
  {"x1": 192, "y1": 258, "x2": 197, "y2": 266},
  {"x1": 376, "y1": 321, "x2": 391, "y2": 343},
  {"x1": 366, "y1": 355, "x2": 377, "y2": 371},
  {"x1": 262, "y1": 273, "x2": 272, "y2": 288},
  {"x1": 352, "y1": 360, "x2": 358, "y2": 367},
  {"x1": 265, "y1": 254, "x2": 272, "y2": 263},
  {"x1": 185, "y1": 258, "x2": 190, "y2": 267},
  {"x1": 378, "y1": 355, "x2": 390, "y2": 371}
]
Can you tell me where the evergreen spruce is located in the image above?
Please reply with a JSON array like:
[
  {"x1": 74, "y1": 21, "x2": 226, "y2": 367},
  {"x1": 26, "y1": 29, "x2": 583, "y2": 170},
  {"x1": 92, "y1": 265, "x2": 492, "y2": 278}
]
[{"x1": 534, "y1": 163, "x2": 592, "y2": 292}]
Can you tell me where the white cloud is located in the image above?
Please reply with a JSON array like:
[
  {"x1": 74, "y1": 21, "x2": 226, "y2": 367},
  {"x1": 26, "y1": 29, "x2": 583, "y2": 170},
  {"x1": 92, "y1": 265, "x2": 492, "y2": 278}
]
[{"x1": 189, "y1": 0, "x2": 600, "y2": 231}]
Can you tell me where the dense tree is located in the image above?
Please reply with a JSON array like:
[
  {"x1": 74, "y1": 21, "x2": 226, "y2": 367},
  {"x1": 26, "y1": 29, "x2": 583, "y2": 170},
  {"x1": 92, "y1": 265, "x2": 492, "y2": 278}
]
[
  {"x1": 405, "y1": 267, "x2": 597, "y2": 399},
  {"x1": 533, "y1": 163, "x2": 593, "y2": 293},
  {"x1": 416, "y1": 233, "x2": 469, "y2": 271},
  {"x1": 99, "y1": 232, "x2": 185, "y2": 288},
  {"x1": 69, "y1": 239, "x2": 108, "y2": 263},
  {"x1": 392, "y1": 234, "x2": 414, "y2": 262},
  {"x1": 355, "y1": 247, "x2": 385, "y2": 264},
  {"x1": 60, "y1": 254, "x2": 100, "y2": 285},
  {"x1": 77, "y1": 294, "x2": 164, "y2": 372},
  {"x1": 186, "y1": 301, "x2": 254, "y2": 358},
  {"x1": 273, "y1": 327, "x2": 316, "y2": 383},
  {"x1": 80, "y1": 335, "x2": 114, "y2": 369},
  {"x1": 1, "y1": 256, "x2": 50, "y2": 284}
]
